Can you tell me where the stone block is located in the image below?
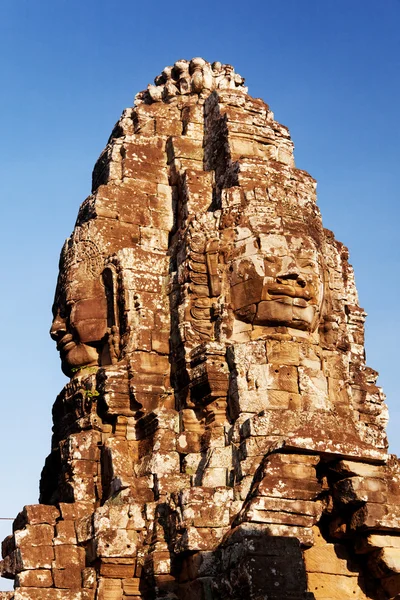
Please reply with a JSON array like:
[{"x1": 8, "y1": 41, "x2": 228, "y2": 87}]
[
  {"x1": 16, "y1": 569, "x2": 53, "y2": 587},
  {"x1": 13, "y1": 505, "x2": 60, "y2": 531},
  {"x1": 176, "y1": 431, "x2": 202, "y2": 453},
  {"x1": 155, "y1": 116, "x2": 182, "y2": 136},
  {"x1": 104, "y1": 438, "x2": 134, "y2": 480},
  {"x1": 144, "y1": 551, "x2": 171, "y2": 575},
  {"x1": 2, "y1": 534, "x2": 15, "y2": 559},
  {"x1": 175, "y1": 526, "x2": 228, "y2": 552},
  {"x1": 229, "y1": 522, "x2": 315, "y2": 547},
  {"x1": 53, "y1": 545, "x2": 85, "y2": 568},
  {"x1": 280, "y1": 462, "x2": 318, "y2": 480},
  {"x1": 220, "y1": 533, "x2": 311, "y2": 598},
  {"x1": 201, "y1": 468, "x2": 227, "y2": 487},
  {"x1": 350, "y1": 503, "x2": 400, "y2": 532},
  {"x1": 355, "y1": 533, "x2": 400, "y2": 554},
  {"x1": 96, "y1": 578, "x2": 123, "y2": 600},
  {"x1": 242, "y1": 496, "x2": 321, "y2": 529},
  {"x1": 153, "y1": 573, "x2": 177, "y2": 593},
  {"x1": 53, "y1": 565, "x2": 82, "y2": 588},
  {"x1": 99, "y1": 558, "x2": 135, "y2": 578},
  {"x1": 75, "y1": 515, "x2": 93, "y2": 544},
  {"x1": 58, "y1": 502, "x2": 93, "y2": 521},
  {"x1": 154, "y1": 473, "x2": 191, "y2": 495},
  {"x1": 140, "y1": 226, "x2": 169, "y2": 251},
  {"x1": 122, "y1": 578, "x2": 141, "y2": 594},
  {"x1": 206, "y1": 446, "x2": 234, "y2": 469},
  {"x1": 1, "y1": 550, "x2": 19, "y2": 577},
  {"x1": 96, "y1": 528, "x2": 138, "y2": 558},
  {"x1": 304, "y1": 544, "x2": 359, "y2": 576},
  {"x1": 181, "y1": 453, "x2": 203, "y2": 476},
  {"x1": 240, "y1": 414, "x2": 268, "y2": 438},
  {"x1": 181, "y1": 500, "x2": 230, "y2": 528},
  {"x1": 14, "y1": 524, "x2": 54, "y2": 548},
  {"x1": 239, "y1": 436, "x2": 277, "y2": 458},
  {"x1": 167, "y1": 137, "x2": 203, "y2": 162},
  {"x1": 265, "y1": 364, "x2": 299, "y2": 392},
  {"x1": 126, "y1": 504, "x2": 146, "y2": 530},
  {"x1": 81, "y1": 591, "x2": 95, "y2": 600},
  {"x1": 369, "y1": 547, "x2": 400, "y2": 578},
  {"x1": 82, "y1": 567, "x2": 96, "y2": 588},
  {"x1": 267, "y1": 389, "x2": 302, "y2": 409},
  {"x1": 334, "y1": 476, "x2": 387, "y2": 505},
  {"x1": 60, "y1": 431, "x2": 102, "y2": 462},
  {"x1": 298, "y1": 366, "x2": 329, "y2": 409},
  {"x1": 18, "y1": 545, "x2": 54, "y2": 570},
  {"x1": 307, "y1": 573, "x2": 369, "y2": 600},
  {"x1": 151, "y1": 329, "x2": 170, "y2": 354},
  {"x1": 54, "y1": 520, "x2": 77, "y2": 545},
  {"x1": 266, "y1": 340, "x2": 300, "y2": 365},
  {"x1": 258, "y1": 475, "x2": 321, "y2": 500},
  {"x1": 14, "y1": 589, "x2": 83, "y2": 600},
  {"x1": 94, "y1": 506, "x2": 131, "y2": 532},
  {"x1": 135, "y1": 451, "x2": 180, "y2": 477},
  {"x1": 179, "y1": 577, "x2": 214, "y2": 600},
  {"x1": 179, "y1": 551, "x2": 220, "y2": 583},
  {"x1": 151, "y1": 428, "x2": 177, "y2": 452}
]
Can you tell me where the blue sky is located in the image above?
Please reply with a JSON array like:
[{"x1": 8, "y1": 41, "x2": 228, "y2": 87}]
[{"x1": 0, "y1": 0, "x2": 399, "y2": 572}]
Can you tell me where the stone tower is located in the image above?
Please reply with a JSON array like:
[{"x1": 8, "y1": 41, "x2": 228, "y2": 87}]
[{"x1": 1, "y1": 58, "x2": 400, "y2": 600}]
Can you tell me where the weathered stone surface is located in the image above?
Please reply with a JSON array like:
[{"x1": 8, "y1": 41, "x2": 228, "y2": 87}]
[
  {"x1": 99, "y1": 558, "x2": 135, "y2": 578},
  {"x1": 53, "y1": 545, "x2": 85, "y2": 568},
  {"x1": 18, "y1": 546, "x2": 54, "y2": 571},
  {"x1": 307, "y1": 573, "x2": 370, "y2": 600},
  {"x1": 13, "y1": 506, "x2": 60, "y2": 530},
  {"x1": 52, "y1": 566, "x2": 82, "y2": 589},
  {"x1": 1, "y1": 57, "x2": 398, "y2": 600},
  {"x1": 13, "y1": 591, "x2": 86, "y2": 600},
  {"x1": 96, "y1": 579, "x2": 122, "y2": 600},
  {"x1": 16, "y1": 570, "x2": 53, "y2": 587},
  {"x1": 15, "y1": 525, "x2": 54, "y2": 548}
]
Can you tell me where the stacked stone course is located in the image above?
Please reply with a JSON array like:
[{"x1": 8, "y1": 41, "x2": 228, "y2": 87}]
[{"x1": 1, "y1": 58, "x2": 399, "y2": 599}]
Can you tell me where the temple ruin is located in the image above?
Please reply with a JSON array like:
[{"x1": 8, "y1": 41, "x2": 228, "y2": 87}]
[{"x1": 1, "y1": 57, "x2": 400, "y2": 600}]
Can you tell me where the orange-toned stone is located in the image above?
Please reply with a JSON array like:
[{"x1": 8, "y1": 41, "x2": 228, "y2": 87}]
[
  {"x1": 53, "y1": 545, "x2": 85, "y2": 568},
  {"x1": 53, "y1": 566, "x2": 82, "y2": 588},
  {"x1": 15, "y1": 524, "x2": 54, "y2": 548},
  {"x1": 2, "y1": 57, "x2": 399, "y2": 600},
  {"x1": 18, "y1": 546, "x2": 54, "y2": 570},
  {"x1": 54, "y1": 520, "x2": 77, "y2": 545},
  {"x1": 99, "y1": 558, "x2": 135, "y2": 578},
  {"x1": 16, "y1": 569, "x2": 53, "y2": 587},
  {"x1": 13, "y1": 505, "x2": 59, "y2": 530}
]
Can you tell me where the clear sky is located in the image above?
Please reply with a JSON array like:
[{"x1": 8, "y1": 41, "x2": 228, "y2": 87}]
[{"x1": 0, "y1": 0, "x2": 399, "y2": 575}]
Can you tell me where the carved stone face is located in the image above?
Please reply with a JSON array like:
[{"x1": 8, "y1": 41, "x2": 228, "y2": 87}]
[
  {"x1": 229, "y1": 232, "x2": 324, "y2": 332},
  {"x1": 50, "y1": 236, "x2": 117, "y2": 376}
]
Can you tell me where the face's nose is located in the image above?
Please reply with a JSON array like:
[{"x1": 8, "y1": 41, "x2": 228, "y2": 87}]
[
  {"x1": 50, "y1": 312, "x2": 67, "y2": 342},
  {"x1": 276, "y1": 258, "x2": 306, "y2": 288},
  {"x1": 277, "y1": 272, "x2": 307, "y2": 288}
]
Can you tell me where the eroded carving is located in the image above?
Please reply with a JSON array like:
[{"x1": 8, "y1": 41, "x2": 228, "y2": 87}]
[{"x1": 1, "y1": 58, "x2": 398, "y2": 600}]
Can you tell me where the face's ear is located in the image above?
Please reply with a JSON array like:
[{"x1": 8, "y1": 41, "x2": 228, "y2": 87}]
[
  {"x1": 101, "y1": 266, "x2": 122, "y2": 365},
  {"x1": 102, "y1": 267, "x2": 119, "y2": 329},
  {"x1": 205, "y1": 238, "x2": 221, "y2": 297}
]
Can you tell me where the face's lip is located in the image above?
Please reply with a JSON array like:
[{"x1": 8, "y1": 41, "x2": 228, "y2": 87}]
[
  {"x1": 267, "y1": 283, "x2": 311, "y2": 301},
  {"x1": 57, "y1": 333, "x2": 76, "y2": 354}
]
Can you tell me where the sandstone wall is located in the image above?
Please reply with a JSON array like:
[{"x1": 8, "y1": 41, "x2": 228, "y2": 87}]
[{"x1": 1, "y1": 58, "x2": 399, "y2": 600}]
